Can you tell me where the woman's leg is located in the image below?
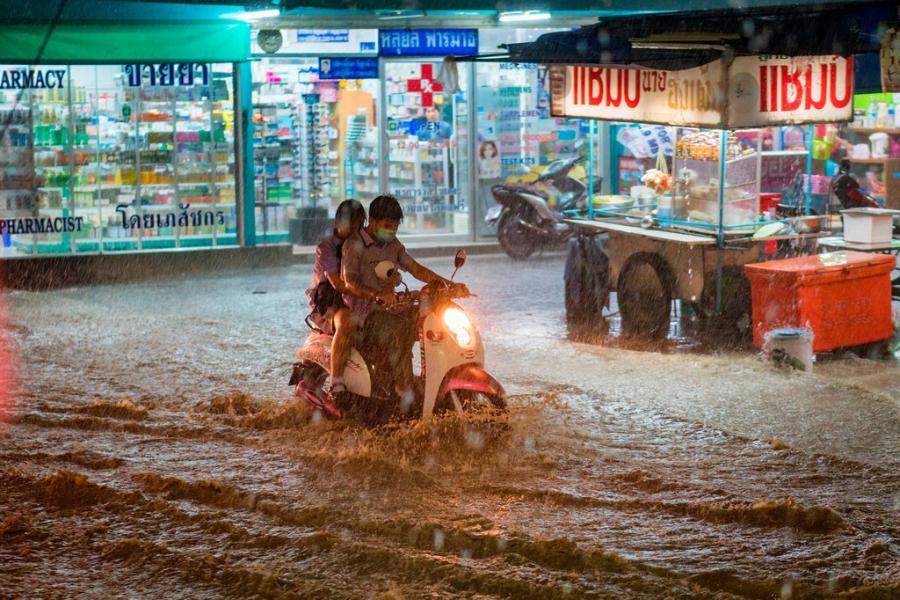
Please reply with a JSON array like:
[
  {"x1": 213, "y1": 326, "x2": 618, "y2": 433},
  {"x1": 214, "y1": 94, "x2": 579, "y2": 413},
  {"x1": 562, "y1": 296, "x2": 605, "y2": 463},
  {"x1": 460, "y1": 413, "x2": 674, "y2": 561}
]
[{"x1": 330, "y1": 307, "x2": 353, "y2": 383}]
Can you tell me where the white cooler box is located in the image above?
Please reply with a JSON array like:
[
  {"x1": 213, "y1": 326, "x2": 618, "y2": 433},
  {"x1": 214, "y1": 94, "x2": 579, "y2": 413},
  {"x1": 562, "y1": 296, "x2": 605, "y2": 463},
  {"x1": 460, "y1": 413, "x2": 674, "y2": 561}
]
[{"x1": 841, "y1": 208, "x2": 900, "y2": 244}]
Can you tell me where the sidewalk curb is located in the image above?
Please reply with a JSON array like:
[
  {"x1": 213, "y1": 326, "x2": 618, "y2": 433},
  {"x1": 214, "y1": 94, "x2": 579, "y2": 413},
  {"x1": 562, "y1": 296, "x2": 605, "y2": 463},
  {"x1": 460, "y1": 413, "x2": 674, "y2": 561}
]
[{"x1": 1, "y1": 242, "x2": 502, "y2": 290}]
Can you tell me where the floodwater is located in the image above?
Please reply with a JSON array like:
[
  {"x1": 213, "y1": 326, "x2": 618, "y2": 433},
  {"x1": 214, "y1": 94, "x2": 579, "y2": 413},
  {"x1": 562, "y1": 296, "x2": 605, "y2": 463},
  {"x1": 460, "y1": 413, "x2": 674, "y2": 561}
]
[{"x1": 1, "y1": 254, "x2": 898, "y2": 599}]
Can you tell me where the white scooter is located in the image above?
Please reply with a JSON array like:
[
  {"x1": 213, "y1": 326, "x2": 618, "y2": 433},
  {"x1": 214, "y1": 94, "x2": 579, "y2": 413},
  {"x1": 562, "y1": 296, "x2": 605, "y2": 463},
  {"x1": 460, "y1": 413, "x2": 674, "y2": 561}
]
[{"x1": 289, "y1": 250, "x2": 506, "y2": 423}]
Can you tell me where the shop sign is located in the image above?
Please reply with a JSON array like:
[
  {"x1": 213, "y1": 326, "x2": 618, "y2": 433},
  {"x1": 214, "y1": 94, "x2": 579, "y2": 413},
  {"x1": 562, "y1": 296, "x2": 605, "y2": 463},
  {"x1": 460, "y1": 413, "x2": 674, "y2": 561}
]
[
  {"x1": 123, "y1": 63, "x2": 209, "y2": 88},
  {"x1": 0, "y1": 68, "x2": 65, "y2": 90},
  {"x1": 727, "y1": 55, "x2": 854, "y2": 128},
  {"x1": 115, "y1": 204, "x2": 226, "y2": 230},
  {"x1": 550, "y1": 55, "x2": 854, "y2": 129},
  {"x1": 378, "y1": 29, "x2": 478, "y2": 57},
  {"x1": 0, "y1": 217, "x2": 83, "y2": 235},
  {"x1": 881, "y1": 24, "x2": 900, "y2": 92},
  {"x1": 318, "y1": 57, "x2": 378, "y2": 80},
  {"x1": 297, "y1": 30, "x2": 349, "y2": 44},
  {"x1": 253, "y1": 29, "x2": 378, "y2": 55},
  {"x1": 550, "y1": 61, "x2": 726, "y2": 128}
]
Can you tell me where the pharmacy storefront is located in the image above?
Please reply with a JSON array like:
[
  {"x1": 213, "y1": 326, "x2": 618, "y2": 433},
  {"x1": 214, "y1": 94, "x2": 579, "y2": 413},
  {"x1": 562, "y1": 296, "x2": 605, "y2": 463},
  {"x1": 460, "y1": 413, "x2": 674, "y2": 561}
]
[
  {"x1": 0, "y1": 22, "x2": 249, "y2": 257},
  {"x1": 250, "y1": 27, "x2": 603, "y2": 245},
  {"x1": 0, "y1": 21, "x2": 605, "y2": 257}
]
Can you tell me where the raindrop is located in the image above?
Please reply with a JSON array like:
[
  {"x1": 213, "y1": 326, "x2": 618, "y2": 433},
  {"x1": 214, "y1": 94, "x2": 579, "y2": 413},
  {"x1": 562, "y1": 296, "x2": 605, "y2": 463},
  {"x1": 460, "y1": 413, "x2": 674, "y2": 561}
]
[
  {"x1": 399, "y1": 388, "x2": 415, "y2": 414},
  {"x1": 742, "y1": 18, "x2": 755, "y2": 37},
  {"x1": 465, "y1": 427, "x2": 485, "y2": 450},
  {"x1": 561, "y1": 582, "x2": 574, "y2": 594},
  {"x1": 311, "y1": 409, "x2": 323, "y2": 424},
  {"x1": 460, "y1": 548, "x2": 473, "y2": 560},
  {"x1": 524, "y1": 436, "x2": 536, "y2": 451},
  {"x1": 597, "y1": 29, "x2": 610, "y2": 46},
  {"x1": 496, "y1": 536, "x2": 508, "y2": 551},
  {"x1": 433, "y1": 528, "x2": 445, "y2": 552},
  {"x1": 780, "y1": 578, "x2": 794, "y2": 599},
  {"x1": 893, "y1": 492, "x2": 900, "y2": 511}
]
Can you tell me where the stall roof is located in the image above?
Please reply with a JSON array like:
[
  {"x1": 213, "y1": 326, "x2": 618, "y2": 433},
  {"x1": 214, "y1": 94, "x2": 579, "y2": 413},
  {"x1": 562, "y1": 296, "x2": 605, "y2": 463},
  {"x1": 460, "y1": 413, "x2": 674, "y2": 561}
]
[{"x1": 501, "y1": 2, "x2": 896, "y2": 69}]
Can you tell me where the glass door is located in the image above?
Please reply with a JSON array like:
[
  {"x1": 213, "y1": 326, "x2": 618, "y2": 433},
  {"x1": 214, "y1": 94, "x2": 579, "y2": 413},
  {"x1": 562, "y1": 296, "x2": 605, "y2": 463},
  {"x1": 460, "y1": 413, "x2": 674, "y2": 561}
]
[{"x1": 383, "y1": 60, "x2": 470, "y2": 237}]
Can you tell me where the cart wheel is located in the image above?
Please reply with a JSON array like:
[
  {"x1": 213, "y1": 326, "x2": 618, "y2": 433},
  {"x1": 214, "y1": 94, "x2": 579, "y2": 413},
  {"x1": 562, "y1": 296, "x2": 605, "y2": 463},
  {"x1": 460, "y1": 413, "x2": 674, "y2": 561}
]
[
  {"x1": 617, "y1": 252, "x2": 674, "y2": 341},
  {"x1": 564, "y1": 235, "x2": 609, "y2": 335},
  {"x1": 498, "y1": 204, "x2": 538, "y2": 260}
]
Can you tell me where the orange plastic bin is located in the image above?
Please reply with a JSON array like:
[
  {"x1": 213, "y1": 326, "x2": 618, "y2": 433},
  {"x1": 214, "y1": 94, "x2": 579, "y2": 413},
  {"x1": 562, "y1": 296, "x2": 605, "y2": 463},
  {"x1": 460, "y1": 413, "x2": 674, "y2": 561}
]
[{"x1": 744, "y1": 251, "x2": 895, "y2": 351}]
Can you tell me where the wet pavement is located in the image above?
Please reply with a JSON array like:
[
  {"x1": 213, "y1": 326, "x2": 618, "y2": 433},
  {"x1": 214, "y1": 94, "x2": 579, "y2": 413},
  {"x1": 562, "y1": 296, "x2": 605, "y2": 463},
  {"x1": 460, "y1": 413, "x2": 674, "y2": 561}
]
[{"x1": 1, "y1": 253, "x2": 898, "y2": 599}]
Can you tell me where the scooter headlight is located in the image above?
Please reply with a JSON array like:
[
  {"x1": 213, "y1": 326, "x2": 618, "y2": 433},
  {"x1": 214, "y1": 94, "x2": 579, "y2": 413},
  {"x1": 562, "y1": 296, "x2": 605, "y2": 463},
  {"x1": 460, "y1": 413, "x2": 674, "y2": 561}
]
[{"x1": 443, "y1": 307, "x2": 475, "y2": 349}]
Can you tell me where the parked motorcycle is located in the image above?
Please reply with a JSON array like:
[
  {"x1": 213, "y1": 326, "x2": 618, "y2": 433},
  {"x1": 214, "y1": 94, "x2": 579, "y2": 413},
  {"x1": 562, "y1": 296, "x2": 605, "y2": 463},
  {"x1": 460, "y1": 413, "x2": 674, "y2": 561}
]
[
  {"x1": 289, "y1": 251, "x2": 506, "y2": 424},
  {"x1": 486, "y1": 156, "x2": 602, "y2": 260}
]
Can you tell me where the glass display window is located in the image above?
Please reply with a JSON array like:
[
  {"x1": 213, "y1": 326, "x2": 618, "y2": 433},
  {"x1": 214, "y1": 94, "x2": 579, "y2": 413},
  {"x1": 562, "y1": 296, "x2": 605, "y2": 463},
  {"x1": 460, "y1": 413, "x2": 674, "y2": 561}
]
[
  {"x1": 0, "y1": 63, "x2": 237, "y2": 256},
  {"x1": 384, "y1": 60, "x2": 470, "y2": 237},
  {"x1": 251, "y1": 57, "x2": 380, "y2": 246}
]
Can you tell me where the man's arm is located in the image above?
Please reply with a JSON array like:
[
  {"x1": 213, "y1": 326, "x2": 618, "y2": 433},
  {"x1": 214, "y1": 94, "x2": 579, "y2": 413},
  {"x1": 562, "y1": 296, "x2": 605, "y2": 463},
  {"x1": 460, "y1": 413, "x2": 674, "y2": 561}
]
[{"x1": 399, "y1": 251, "x2": 448, "y2": 285}]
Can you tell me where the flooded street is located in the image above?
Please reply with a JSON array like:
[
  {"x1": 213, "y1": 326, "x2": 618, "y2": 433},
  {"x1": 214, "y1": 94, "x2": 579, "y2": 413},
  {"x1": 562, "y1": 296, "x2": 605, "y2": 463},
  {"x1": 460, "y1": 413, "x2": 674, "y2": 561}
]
[{"x1": 2, "y1": 253, "x2": 898, "y2": 599}]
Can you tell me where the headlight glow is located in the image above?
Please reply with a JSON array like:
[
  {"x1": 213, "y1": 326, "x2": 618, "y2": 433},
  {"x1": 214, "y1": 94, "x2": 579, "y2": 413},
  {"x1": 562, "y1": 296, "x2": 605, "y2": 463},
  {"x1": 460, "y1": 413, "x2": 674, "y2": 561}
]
[{"x1": 442, "y1": 307, "x2": 474, "y2": 348}]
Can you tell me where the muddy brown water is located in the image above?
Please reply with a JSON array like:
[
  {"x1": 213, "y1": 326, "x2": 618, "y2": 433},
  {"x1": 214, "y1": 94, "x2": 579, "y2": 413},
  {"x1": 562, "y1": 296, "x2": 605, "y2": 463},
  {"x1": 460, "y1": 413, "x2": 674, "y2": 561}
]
[{"x1": 2, "y1": 255, "x2": 899, "y2": 599}]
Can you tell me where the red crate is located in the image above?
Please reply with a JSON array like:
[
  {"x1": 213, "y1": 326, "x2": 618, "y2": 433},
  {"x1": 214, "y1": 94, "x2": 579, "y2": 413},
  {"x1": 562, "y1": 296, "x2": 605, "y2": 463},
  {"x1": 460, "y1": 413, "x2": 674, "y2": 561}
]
[{"x1": 744, "y1": 251, "x2": 895, "y2": 351}]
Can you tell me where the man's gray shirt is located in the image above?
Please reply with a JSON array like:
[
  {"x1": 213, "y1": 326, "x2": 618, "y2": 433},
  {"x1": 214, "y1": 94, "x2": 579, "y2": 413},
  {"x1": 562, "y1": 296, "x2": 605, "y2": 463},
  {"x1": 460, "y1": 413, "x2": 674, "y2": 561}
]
[{"x1": 341, "y1": 227, "x2": 415, "y2": 322}]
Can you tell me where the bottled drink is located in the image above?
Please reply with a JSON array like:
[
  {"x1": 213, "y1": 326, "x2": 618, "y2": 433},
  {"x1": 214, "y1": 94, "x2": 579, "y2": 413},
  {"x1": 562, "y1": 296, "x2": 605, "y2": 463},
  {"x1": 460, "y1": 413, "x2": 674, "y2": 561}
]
[{"x1": 865, "y1": 98, "x2": 878, "y2": 128}]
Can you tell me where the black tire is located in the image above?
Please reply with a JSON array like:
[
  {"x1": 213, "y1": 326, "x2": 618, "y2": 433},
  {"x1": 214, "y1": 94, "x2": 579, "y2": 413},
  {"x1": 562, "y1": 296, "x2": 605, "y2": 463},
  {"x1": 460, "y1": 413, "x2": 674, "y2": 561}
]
[
  {"x1": 564, "y1": 235, "x2": 610, "y2": 334},
  {"x1": 436, "y1": 390, "x2": 506, "y2": 417},
  {"x1": 497, "y1": 204, "x2": 539, "y2": 260},
  {"x1": 616, "y1": 252, "x2": 674, "y2": 341}
]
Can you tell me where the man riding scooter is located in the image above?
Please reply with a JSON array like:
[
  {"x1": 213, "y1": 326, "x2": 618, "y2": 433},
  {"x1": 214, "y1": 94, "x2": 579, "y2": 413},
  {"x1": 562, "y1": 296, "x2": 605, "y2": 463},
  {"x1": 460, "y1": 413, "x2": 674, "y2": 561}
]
[{"x1": 339, "y1": 195, "x2": 467, "y2": 413}]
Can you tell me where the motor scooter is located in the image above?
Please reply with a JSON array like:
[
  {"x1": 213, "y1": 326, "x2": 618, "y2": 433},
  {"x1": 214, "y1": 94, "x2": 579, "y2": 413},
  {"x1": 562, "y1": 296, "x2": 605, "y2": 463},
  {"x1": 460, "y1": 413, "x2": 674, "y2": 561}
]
[
  {"x1": 289, "y1": 250, "x2": 506, "y2": 423},
  {"x1": 485, "y1": 156, "x2": 602, "y2": 260}
]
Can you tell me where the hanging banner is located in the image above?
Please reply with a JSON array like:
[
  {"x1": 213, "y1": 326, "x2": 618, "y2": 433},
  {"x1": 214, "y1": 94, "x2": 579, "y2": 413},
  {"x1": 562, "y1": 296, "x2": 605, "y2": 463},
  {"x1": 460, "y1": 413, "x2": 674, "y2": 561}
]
[
  {"x1": 378, "y1": 29, "x2": 478, "y2": 57},
  {"x1": 550, "y1": 55, "x2": 855, "y2": 129},
  {"x1": 727, "y1": 55, "x2": 854, "y2": 128},
  {"x1": 550, "y1": 61, "x2": 726, "y2": 128},
  {"x1": 318, "y1": 57, "x2": 379, "y2": 80},
  {"x1": 881, "y1": 24, "x2": 900, "y2": 92}
]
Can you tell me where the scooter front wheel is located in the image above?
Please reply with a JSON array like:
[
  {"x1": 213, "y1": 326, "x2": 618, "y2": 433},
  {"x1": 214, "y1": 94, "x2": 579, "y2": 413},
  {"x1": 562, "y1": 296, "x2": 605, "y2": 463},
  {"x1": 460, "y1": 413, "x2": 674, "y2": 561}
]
[{"x1": 443, "y1": 390, "x2": 507, "y2": 418}]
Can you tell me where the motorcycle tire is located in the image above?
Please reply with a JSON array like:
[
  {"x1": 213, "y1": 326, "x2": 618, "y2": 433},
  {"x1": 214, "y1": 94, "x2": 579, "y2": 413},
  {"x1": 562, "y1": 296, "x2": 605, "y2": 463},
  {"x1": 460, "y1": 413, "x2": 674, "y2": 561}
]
[{"x1": 497, "y1": 204, "x2": 539, "y2": 260}]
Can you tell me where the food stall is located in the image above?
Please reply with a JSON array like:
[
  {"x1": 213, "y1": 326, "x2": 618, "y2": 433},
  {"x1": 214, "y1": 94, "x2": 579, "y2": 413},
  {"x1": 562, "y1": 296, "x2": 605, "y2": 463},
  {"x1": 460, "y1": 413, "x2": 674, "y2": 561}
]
[
  {"x1": 471, "y1": 3, "x2": 900, "y2": 351},
  {"x1": 539, "y1": 54, "x2": 861, "y2": 342}
]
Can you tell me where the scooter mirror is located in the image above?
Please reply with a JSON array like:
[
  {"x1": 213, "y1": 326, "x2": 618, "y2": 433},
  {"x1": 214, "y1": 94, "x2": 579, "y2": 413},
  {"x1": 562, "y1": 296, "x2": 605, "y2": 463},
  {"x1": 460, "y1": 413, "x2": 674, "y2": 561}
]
[{"x1": 454, "y1": 249, "x2": 466, "y2": 269}]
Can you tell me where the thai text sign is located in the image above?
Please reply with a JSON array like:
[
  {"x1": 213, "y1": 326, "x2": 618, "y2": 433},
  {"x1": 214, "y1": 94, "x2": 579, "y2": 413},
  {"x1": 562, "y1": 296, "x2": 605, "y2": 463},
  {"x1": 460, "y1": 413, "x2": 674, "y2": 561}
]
[
  {"x1": 727, "y1": 55, "x2": 853, "y2": 127},
  {"x1": 550, "y1": 61, "x2": 725, "y2": 127},
  {"x1": 550, "y1": 55, "x2": 854, "y2": 128},
  {"x1": 379, "y1": 29, "x2": 478, "y2": 57},
  {"x1": 318, "y1": 57, "x2": 378, "y2": 80},
  {"x1": 123, "y1": 63, "x2": 209, "y2": 87}
]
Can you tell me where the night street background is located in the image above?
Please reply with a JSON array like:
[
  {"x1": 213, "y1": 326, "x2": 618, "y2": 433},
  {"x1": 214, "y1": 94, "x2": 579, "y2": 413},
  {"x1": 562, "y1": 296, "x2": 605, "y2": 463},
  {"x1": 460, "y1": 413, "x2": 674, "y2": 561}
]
[{"x1": 1, "y1": 253, "x2": 898, "y2": 598}]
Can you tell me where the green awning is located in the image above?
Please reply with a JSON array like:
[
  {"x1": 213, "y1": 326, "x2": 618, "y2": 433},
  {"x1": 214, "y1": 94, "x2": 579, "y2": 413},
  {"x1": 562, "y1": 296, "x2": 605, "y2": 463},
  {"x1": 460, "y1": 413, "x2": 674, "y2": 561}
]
[{"x1": 0, "y1": 22, "x2": 250, "y2": 64}]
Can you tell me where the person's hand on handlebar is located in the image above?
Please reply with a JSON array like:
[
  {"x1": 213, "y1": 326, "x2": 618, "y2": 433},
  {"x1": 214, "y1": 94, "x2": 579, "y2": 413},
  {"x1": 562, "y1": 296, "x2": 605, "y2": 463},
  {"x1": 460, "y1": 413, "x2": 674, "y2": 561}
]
[{"x1": 375, "y1": 290, "x2": 396, "y2": 307}]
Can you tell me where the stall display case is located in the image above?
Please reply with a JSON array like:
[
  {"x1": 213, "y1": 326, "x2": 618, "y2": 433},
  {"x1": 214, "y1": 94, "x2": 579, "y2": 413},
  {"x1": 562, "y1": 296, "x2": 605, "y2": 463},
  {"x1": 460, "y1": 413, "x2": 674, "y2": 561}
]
[{"x1": 671, "y1": 128, "x2": 761, "y2": 229}]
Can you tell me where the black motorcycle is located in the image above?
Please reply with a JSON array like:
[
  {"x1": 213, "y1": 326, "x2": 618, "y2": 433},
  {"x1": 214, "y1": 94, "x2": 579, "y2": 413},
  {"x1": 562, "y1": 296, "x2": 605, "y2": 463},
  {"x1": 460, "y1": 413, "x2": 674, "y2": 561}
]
[{"x1": 485, "y1": 156, "x2": 602, "y2": 260}]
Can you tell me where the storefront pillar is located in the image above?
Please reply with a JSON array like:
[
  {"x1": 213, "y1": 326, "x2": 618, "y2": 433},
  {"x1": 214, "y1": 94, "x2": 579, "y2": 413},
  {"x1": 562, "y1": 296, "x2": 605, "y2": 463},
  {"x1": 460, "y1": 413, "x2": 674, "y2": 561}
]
[{"x1": 234, "y1": 60, "x2": 256, "y2": 247}]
